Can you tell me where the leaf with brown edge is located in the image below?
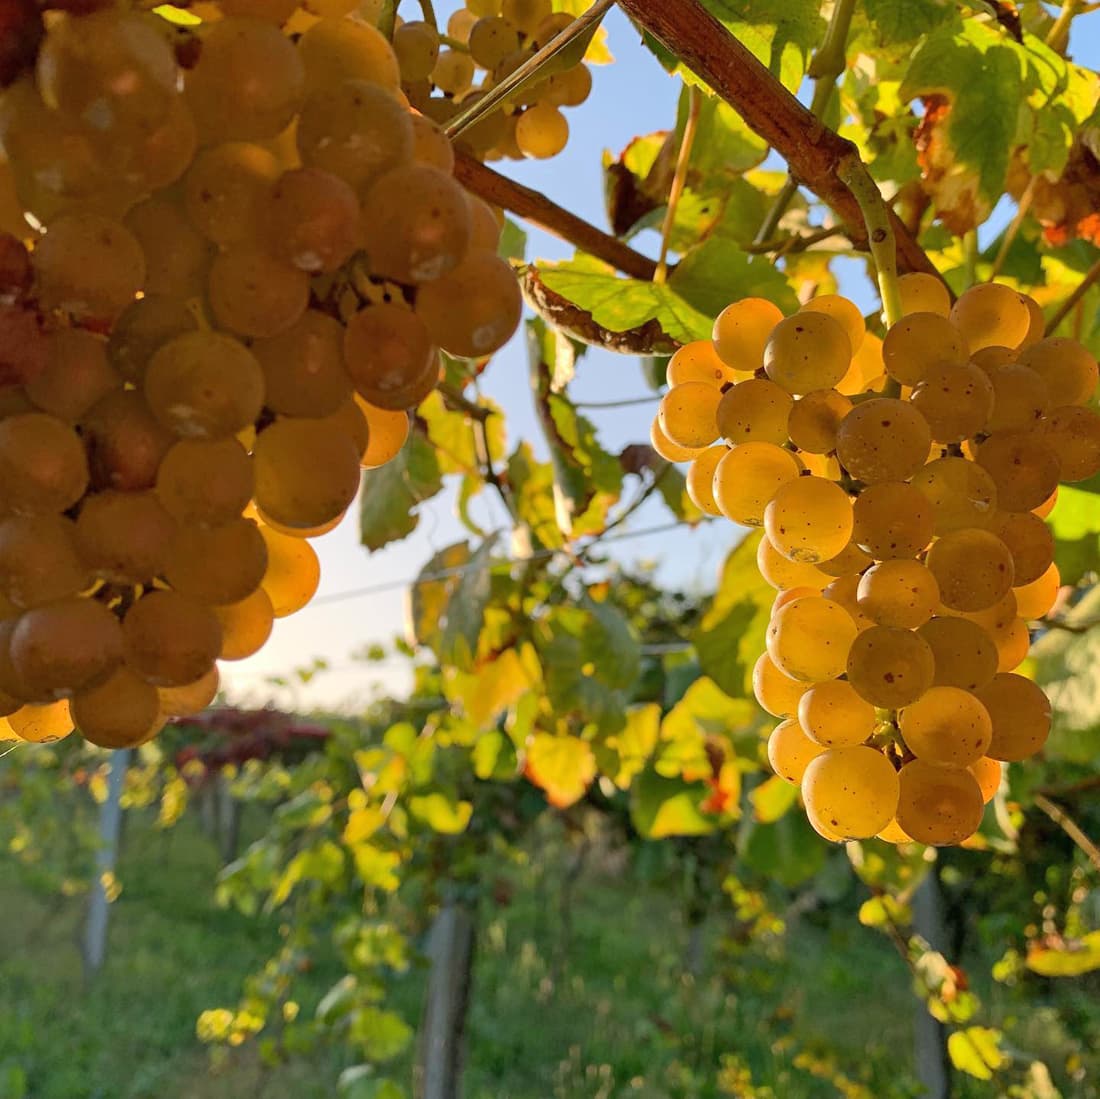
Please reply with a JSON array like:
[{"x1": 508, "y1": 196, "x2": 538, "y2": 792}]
[
  {"x1": 524, "y1": 733, "x2": 597, "y2": 808},
  {"x1": 521, "y1": 266, "x2": 681, "y2": 356}
]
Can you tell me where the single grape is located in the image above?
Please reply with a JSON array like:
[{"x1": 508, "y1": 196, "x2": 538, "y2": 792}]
[
  {"x1": 898, "y1": 686, "x2": 992, "y2": 767},
  {"x1": 71, "y1": 665, "x2": 163, "y2": 749},
  {"x1": 876, "y1": 818, "x2": 915, "y2": 844},
  {"x1": 787, "y1": 389, "x2": 852, "y2": 454},
  {"x1": 185, "y1": 18, "x2": 305, "y2": 142},
  {"x1": 122, "y1": 590, "x2": 222, "y2": 687},
  {"x1": 950, "y1": 283, "x2": 1032, "y2": 353},
  {"x1": 766, "y1": 595, "x2": 857, "y2": 682},
  {"x1": 909, "y1": 360, "x2": 993, "y2": 442},
  {"x1": 857, "y1": 560, "x2": 940, "y2": 629},
  {"x1": 258, "y1": 523, "x2": 321, "y2": 617},
  {"x1": 881, "y1": 312, "x2": 967, "y2": 386},
  {"x1": 657, "y1": 382, "x2": 722, "y2": 449},
  {"x1": 763, "y1": 476, "x2": 853, "y2": 564},
  {"x1": 253, "y1": 417, "x2": 362, "y2": 529},
  {"x1": 817, "y1": 538, "x2": 873, "y2": 579},
  {"x1": 684, "y1": 446, "x2": 726, "y2": 516},
  {"x1": 394, "y1": 20, "x2": 441, "y2": 81},
  {"x1": 1015, "y1": 337, "x2": 1099, "y2": 407},
  {"x1": 969, "y1": 756, "x2": 1002, "y2": 803},
  {"x1": 1044, "y1": 404, "x2": 1100, "y2": 482},
  {"x1": 985, "y1": 364, "x2": 1050, "y2": 432},
  {"x1": 753, "y1": 652, "x2": 810, "y2": 719},
  {"x1": 994, "y1": 616, "x2": 1030, "y2": 672},
  {"x1": 184, "y1": 142, "x2": 281, "y2": 247},
  {"x1": 144, "y1": 331, "x2": 266, "y2": 440},
  {"x1": 767, "y1": 717, "x2": 825, "y2": 784},
  {"x1": 756, "y1": 533, "x2": 829, "y2": 591},
  {"x1": 713, "y1": 443, "x2": 801, "y2": 526},
  {"x1": 989, "y1": 510, "x2": 1054, "y2": 586},
  {"x1": 296, "y1": 79, "x2": 414, "y2": 190},
  {"x1": 11, "y1": 598, "x2": 123, "y2": 699},
  {"x1": 501, "y1": 0, "x2": 553, "y2": 35},
  {"x1": 917, "y1": 616, "x2": 998, "y2": 691},
  {"x1": 846, "y1": 626, "x2": 935, "y2": 708},
  {"x1": 716, "y1": 378, "x2": 792, "y2": 446},
  {"x1": 431, "y1": 49, "x2": 476, "y2": 96},
  {"x1": 8, "y1": 701, "x2": 73, "y2": 744},
  {"x1": 798, "y1": 680, "x2": 876, "y2": 748},
  {"x1": 74, "y1": 490, "x2": 177, "y2": 583},
  {"x1": 158, "y1": 665, "x2": 220, "y2": 718},
  {"x1": 896, "y1": 759, "x2": 984, "y2": 845},
  {"x1": 0, "y1": 412, "x2": 88, "y2": 514},
  {"x1": 32, "y1": 213, "x2": 144, "y2": 321},
  {"x1": 764, "y1": 312, "x2": 851, "y2": 394},
  {"x1": 411, "y1": 114, "x2": 456, "y2": 174},
  {"x1": 666, "y1": 340, "x2": 738, "y2": 387},
  {"x1": 974, "y1": 673, "x2": 1052, "y2": 761},
  {"x1": 650, "y1": 418, "x2": 703, "y2": 464},
  {"x1": 26, "y1": 328, "x2": 118, "y2": 423},
  {"x1": 970, "y1": 346, "x2": 1017, "y2": 372},
  {"x1": 261, "y1": 167, "x2": 361, "y2": 274},
  {"x1": 414, "y1": 249, "x2": 522, "y2": 359},
  {"x1": 253, "y1": 311, "x2": 352, "y2": 419},
  {"x1": 897, "y1": 272, "x2": 951, "y2": 318},
  {"x1": 835, "y1": 398, "x2": 931, "y2": 484},
  {"x1": 543, "y1": 64, "x2": 593, "y2": 108},
  {"x1": 207, "y1": 245, "x2": 310, "y2": 339},
  {"x1": 156, "y1": 438, "x2": 253, "y2": 528},
  {"x1": 467, "y1": 195, "x2": 503, "y2": 252},
  {"x1": 910, "y1": 457, "x2": 997, "y2": 535},
  {"x1": 840, "y1": 331, "x2": 885, "y2": 395},
  {"x1": 801, "y1": 747, "x2": 900, "y2": 839},
  {"x1": 975, "y1": 431, "x2": 1061, "y2": 512},
  {"x1": 214, "y1": 587, "x2": 275, "y2": 661},
  {"x1": 712, "y1": 298, "x2": 784, "y2": 372},
  {"x1": 359, "y1": 401, "x2": 410, "y2": 469},
  {"x1": 344, "y1": 303, "x2": 440, "y2": 411},
  {"x1": 800, "y1": 294, "x2": 864, "y2": 354},
  {"x1": 927, "y1": 528, "x2": 1014, "y2": 612},
  {"x1": 852, "y1": 481, "x2": 935, "y2": 559},
  {"x1": 0, "y1": 515, "x2": 89, "y2": 610},
  {"x1": 164, "y1": 517, "x2": 268, "y2": 607},
  {"x1": 1013, "y1": 562, "x2": 1061, "y2": 621},
  {"x1": 823, "y1": 574, "x2": 875, "y2": 632}
]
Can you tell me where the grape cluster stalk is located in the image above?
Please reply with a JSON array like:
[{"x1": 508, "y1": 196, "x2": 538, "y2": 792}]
[
  {"x1": 652, "y1": 279, "x2": 1100, "y2": 846},
  {"x1": 0, "y1": 2, "x2": 524, "y2": 749}
]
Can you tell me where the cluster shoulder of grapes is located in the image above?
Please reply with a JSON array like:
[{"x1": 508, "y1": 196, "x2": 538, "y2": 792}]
[
  {"x1": 652, "y1": 277, "x2": 1098, "y2": 846},
  {"x1": 0, "y1": 3, "x2": 524, "y2": 749}
]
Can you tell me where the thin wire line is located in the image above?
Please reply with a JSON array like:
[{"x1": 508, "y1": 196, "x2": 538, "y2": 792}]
[{"x1": 306, "y1": 519, "x2": 710, "y2": 610}]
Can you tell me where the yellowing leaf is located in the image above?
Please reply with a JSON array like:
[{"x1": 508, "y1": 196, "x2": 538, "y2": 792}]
[
  {"x1": 408, "y1": 793, "x2": 473, "y2": 835},
  {"x1": 947, "y1": 1027, "x2": 1006, "y2": 1081},
  {"x1": 750, "y1": 775, "x2": 798, "y2": 823},
  {"x1": 1026, "y1": 932, "x2": 1100, "y2": 977},
  {"x1": 525, "y1": 733, "x2": 596, "y2": 808}
]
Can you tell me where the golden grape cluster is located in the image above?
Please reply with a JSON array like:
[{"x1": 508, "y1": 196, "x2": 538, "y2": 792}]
[
  {"x1": 0, "y1": 4, "x2": 522, "y2": 749},
  {"x1": 408, "y1": 0, "x2": 593, "y2": 160},
  {"x1": 651, "y1": 279, "x2": 1099, "y2": 846}
]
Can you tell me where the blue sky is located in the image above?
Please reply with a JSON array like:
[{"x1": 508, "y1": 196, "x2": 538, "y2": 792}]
[{"x1": 221, "y1": 2, "x2": 1100, "y2": 710}]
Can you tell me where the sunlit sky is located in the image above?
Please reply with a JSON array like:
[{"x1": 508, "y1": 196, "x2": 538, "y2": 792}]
[{"x1": 220, "y1": 2, "x2": 1100, "y2": 712}]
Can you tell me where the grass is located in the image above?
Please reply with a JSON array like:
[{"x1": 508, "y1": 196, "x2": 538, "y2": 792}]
[{"x1": 0, "y1": 809, "x2": 1095, "y2": 1098}]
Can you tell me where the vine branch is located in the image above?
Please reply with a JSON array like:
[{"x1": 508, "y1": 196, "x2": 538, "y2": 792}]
[
  {"x1": 1033, "y1": 793, "x2": 1100, "y2": 873},
  {"x1": 1045, "y1": 255, "x2": 1100, "y2": 336},
  {"x1": 616, "y1": 0, "x2": 943, "y2": 281},
  {"x1": 453, "y1": 152, "x2": 659, "y2": 281}
]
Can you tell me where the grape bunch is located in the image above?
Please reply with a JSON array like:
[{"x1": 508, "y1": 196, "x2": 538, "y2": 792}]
[
  {"x1": 403, "y1": 0, "x2": 593, "y2": 161},
  {"x1": 651, "y1": 279, "x2": 1099, "y2": 846},
  {"x1": 0, "y1": 4, "x2": 522, "y2": 750}
]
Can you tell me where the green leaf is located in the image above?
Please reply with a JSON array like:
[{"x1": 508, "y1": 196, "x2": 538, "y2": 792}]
[
  {"x1": 408, "y1": 792, "x2": 473, "y2": 835},
  {"x1": 861, "y1": 0, "x2": 958, "y2": 45},
  {"x1": 1026, "y1": 931, "x2": 1100, "y2": 977},
  {"x1": 738, "y1": 810, "x2": 827, "y2": 887},
  {"x1": 947, "y1": 1027, "x2": 1007, "y2": 1081},
  {"x1": 661, "y1": 676, "x2": 760, "y2": 767},
  {"x1": 669, "y1": 237, "x2": 799, "y2": 321},
  {"x1": 360, "y1": 428, "x2": 443, "y2": 551},
  {"x1": 499, "y1": 217, "x2": 527, "y2": 262},
  {"x1": 339, "y1": 1067, "x2": 406, "y2": 1099},
  {"x1": 506, "y1": 442, "x2": 565, "y2": 551},
  {"x1": 349, "y1": 1007, "x2": 413, "y2": 1062},
  {"x1": 596, "y1": 703, "x2": 660, "y2": 788},
  {"x1": 1049, "y1": 485, "x2": 1100, "y2": 584},
  {"x1": 438, "y1": 536, "x2": 499, "y2": 673},
  {"x1": 630, "y1": 767, "x2": 714, "y2": 838},
  {"x1": 858, "y1": 894, "x2": 912, "y2": 930},
  {"x1": 682, "y1": 89, "x2": 768, "y2": 178},
  {"x1": 420, "y1": 389, "x2": 506, "y2": 477},
  {"x1": 693, "y1": 532, "x2": 775, "y2": 700},
  {"x1": 537, "y1": 255, "x2": 714, "y2": 346}
]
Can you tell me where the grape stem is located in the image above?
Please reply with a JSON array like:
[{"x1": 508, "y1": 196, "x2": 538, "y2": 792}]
[
  {"x1": 378, "y1": 0, "x2": 398, "y2": 40},
  {"x1": 417, "y1": 0, "x2": 437, "y2": 29},
  {"x1": 453, "y1": 152, "x2": 659, "y2": 281},
  {"x1": 1033, "y1": 793, "x2": 1100, "y2": 873},
  {"x1": 444, "y1": 0, "x2": 615, "y2": 143},
  {"x1": 1045, "y1": 255, "x2": 1100, "y2": 336},
  {"x1": 987, "y1": 175, "x2": 1037, "y2": 283},
  {"x1": 837, "y1": 154, "x2": 904, "y2": 327},
  {"x1": 654, "y1": 86, "x2": 702, "y2": 285},
  {"x1": 753, "y1": 0, "x2": 858, "y2": 245},
  {"x1": 1046, "y1": 0, "x2": 1080, "y2": 53},
  {"x1": 615, "y1": 0, "x2": 943, "y2": 281}
]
